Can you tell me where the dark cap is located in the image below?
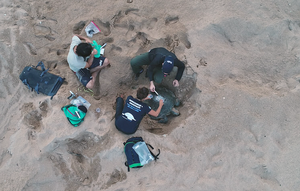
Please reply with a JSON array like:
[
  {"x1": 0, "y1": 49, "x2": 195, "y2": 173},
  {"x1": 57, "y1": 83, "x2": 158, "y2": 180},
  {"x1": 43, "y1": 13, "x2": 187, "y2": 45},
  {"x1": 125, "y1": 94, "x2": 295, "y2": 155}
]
[{"x1": 162, "y1": 56, "x2": 174, "y2": 74}]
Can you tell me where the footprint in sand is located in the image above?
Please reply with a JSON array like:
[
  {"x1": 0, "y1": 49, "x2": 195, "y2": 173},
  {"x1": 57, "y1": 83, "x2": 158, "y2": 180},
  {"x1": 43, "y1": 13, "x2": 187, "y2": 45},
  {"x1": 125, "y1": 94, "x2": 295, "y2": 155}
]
[
  {"x1": 33, "y1": 24, "x2": 55, "y2": 41},
  {"x1": 95, "y1": 20, "x2": 111, "y2": 36},
  {"x1": 146, "y1": 17, "x2": 158, "y2": 30},
  {"x1": 45, "y1": 35, "x2": 55, "y2": 41},
  {"x1": 23, "y1": 42, "x2": 37, "y2": 55},
  {"x1": 21, "y1": 102, "x2": 48, "y2": 129},
  {"x1": 73, "y1": 21, "x2": 86, "y2": 34},
  {"x1": 136, "y1": 32, "x2": 150, "y2": 46},
  {"x1": 61, "y1": 43, "x2": 70, "y2": 49},
  {"x1": 101, "y1": 37, "x2": 114, "y2": 45},
  {"x1": 27, "y1": 130, "x2": 37, "y2": 140},
  {"x1": 125, "y1": 8, "x2": 139, "y2": 15},
  {"x1": 164, "y1": 16, "x2": 191, "y2": 49},
  {"x1": 56, "y1": 49, "x2": 66, "y2": 56},
  {"x1": 0, "y1": 150, "x2": 12, "y2": 168},
  {"x1": 199, "y1": 58, "x2": 207, "y2": 66},
  {"x1": 39, "y1": 99, "x2": 50, "y2": 117},
  {"x1": 178, "y1": 32, "x2": 191, "y2": 49},
  {"x1": 110, "y1": 44, "x2": 123, "y2": 55},
  {"x1": 165, "y1": 34, "x2": 180, "y2": 51},
  {"x1": 165, "y1": 16, "x2": 179, "y2": 25},
  {"x1": 33, "y1": 24, "x2": 50, "y2": 36},
  {"x1": 165, "y1": 32, "x2": 191, "y2": 50},
  {"x1": 23, "y1": 110, "x2": 42, "y2": 130},
  {"x1": 47, "y1": 61, "x2": 58, "y2": 70},
  {"x1": 253, "y1": 164, "x2": 281, "y2": 185},
  {"x1": 104, "y1": 169, "x2": 127, "y2": 188},
  {"x1": 112, "y1": 11, "x2": 124, "y2": 26}
]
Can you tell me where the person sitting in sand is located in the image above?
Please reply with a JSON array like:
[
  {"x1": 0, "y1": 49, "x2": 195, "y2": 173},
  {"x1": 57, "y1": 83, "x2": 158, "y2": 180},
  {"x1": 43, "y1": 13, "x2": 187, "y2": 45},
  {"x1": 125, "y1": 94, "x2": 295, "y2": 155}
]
[
  {"x1": 115, "y1": 87, "x2": 164, "y2": 134},
  {"x1": 130, "y1": 47, "x2": 185, "y2": 92},
  {"x1": 67, "y1": 34, "x2": 110, "y2": 89}
]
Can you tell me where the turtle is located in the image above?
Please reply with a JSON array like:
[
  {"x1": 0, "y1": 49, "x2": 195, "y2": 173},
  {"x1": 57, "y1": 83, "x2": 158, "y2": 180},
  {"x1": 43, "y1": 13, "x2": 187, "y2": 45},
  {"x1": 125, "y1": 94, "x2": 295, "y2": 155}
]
[{"x1": 144, "y1": 86, "x2": 180, "y2": 123}]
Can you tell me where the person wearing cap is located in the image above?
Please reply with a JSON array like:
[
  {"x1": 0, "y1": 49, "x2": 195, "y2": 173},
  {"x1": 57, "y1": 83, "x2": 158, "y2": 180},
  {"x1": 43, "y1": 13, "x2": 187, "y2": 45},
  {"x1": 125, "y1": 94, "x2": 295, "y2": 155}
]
[
  {"x1": 114, "y1": 87, "x2": 164, "y2": 134},
  {"x1": 67, "y1": 34, "x2": 110, "y2": 89},
  {"x1": 130, "y1": 47, "x2": 185, "y2": 92}
]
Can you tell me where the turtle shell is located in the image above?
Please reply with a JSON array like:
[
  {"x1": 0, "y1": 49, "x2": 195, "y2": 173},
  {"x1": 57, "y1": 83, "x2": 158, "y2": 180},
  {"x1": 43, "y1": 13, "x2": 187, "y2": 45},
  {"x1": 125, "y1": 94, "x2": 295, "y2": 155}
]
[{"x1": 144, "y1": 86, "x2": 179, "y2": 120}]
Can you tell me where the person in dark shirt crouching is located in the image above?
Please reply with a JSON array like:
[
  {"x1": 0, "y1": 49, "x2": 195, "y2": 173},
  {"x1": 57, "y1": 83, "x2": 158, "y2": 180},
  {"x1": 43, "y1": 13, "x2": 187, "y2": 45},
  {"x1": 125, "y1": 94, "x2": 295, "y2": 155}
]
[{"x1": 115, "y1": 87, "x2": 164, "y2": 134}]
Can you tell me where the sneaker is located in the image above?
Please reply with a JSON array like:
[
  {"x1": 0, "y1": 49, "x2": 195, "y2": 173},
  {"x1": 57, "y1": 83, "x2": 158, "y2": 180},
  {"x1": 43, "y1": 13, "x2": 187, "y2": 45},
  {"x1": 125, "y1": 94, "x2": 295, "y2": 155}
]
[{"x1": 135, "y1": 69, "x2": 144, "y2": 80}]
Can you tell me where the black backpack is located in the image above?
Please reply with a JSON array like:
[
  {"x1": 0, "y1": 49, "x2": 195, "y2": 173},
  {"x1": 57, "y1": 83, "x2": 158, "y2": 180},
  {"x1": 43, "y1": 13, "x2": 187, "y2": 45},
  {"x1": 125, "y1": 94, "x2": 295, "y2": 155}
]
[
  {"x1": 19, "y1": 61, "x2": 64, "y2": 99},
  {"x1": 123, "y1": 137, "x2": 160, "y2": 172}
]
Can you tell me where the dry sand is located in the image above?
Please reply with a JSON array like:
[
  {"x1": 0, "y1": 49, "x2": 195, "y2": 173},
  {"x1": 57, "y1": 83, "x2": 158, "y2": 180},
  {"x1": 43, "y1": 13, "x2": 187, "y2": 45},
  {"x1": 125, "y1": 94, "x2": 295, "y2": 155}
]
[{"x1": 0, "y1": 0, "x2": 300, "y2": 190}]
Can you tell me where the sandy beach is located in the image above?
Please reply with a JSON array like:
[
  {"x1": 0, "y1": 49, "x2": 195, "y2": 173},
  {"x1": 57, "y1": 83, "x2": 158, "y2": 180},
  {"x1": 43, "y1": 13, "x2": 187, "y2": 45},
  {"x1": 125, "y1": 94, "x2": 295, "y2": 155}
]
[{"x1": 0, "y1": 0, "x2": 300, "y2": 190}]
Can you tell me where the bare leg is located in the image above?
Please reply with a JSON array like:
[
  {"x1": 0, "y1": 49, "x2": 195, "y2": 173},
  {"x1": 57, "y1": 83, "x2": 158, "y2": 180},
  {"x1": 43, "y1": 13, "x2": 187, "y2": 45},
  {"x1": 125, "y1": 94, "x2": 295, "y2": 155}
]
[
  {"x1": 93, "y1": 70, "x2": 101, "y2": 100},
  {"x1": 90, "y1": 58, "x2": 110, "y2": 73},
  {"x1": 86, "y1": 70, "x2": 99, "y2": 89},
  {"x1": 86, "y1": 58, "x2": 110, "y2": 92}
]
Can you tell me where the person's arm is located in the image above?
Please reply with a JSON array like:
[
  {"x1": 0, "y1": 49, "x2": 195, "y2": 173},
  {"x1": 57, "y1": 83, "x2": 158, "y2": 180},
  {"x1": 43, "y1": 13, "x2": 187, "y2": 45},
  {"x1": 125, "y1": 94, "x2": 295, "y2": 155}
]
[
  {"x1": 74, "y1": 34, "x2": 92, "y2": 43},
  {"x1": 150, "y1": 81, "x2": 155, "y2": 92},
  {"x1": 147, "y1": 55, "x2": 164, "y2": 92},
  {"x1": 84, "y1": 49, "x2": 98, "y2": 68},
  {"x1": 148, "y1": 99, "x2": 164, "y2": 117},
  {"x1": 174, "y1": 58, "x2": 185, "y2": 81}
]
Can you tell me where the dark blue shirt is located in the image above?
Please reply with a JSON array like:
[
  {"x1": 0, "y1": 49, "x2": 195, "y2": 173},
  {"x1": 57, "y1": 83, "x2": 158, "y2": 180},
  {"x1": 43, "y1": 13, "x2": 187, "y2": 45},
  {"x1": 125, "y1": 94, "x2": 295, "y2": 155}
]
[
  {"x1": 115, "y1": 96, "x2": 151, "y2": 134},
  {"x1": 147, "y1": 47, "x2": 185, "y2": 81}
]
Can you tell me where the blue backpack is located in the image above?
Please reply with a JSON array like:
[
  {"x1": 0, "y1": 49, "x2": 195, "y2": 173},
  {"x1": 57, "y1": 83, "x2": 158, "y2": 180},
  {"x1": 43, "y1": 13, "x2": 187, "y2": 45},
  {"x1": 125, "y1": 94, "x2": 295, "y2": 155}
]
[
  {"x1": 123, "y1": 137, "x2": 160, "y2": 172},
  {"x1": 19, "y1": 61, "x2": 64, "y2": 99}
]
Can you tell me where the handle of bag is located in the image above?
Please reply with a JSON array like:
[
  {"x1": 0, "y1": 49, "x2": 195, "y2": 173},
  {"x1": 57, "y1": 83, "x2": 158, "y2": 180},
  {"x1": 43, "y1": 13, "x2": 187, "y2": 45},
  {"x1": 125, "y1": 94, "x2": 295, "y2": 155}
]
[
  {"x1": 22, "y1": 79, "x2": 31, "y2": 90},
  {"x1": 36, "y1": 61, "x2": 49, "y2": 77},
  {"x1": 36, "y1": 61, "x2": 46, "y2": 71},
  {"x1": 146, "y1": 143, "x2": 160, "y2": 160}
]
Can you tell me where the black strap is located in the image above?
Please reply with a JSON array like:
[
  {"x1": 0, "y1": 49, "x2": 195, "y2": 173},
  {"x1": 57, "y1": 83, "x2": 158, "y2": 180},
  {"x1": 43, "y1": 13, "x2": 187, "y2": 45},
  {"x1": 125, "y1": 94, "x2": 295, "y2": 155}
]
[
  {"x1": 146, "y1": 143, "x2": 160, "y2": 160},
  {"x1": 125, "y1": 162, "x2": 130, "y2": 172}
]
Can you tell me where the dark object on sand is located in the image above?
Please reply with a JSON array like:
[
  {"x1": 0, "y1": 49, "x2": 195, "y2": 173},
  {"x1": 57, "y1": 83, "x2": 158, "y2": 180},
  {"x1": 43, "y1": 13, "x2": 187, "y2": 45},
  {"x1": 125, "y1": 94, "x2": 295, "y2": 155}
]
[
  {"x1": 78, "y1": 105, "x2": 87, "y2": 113},
  {"x1": 123, "y1": 137, "x2": 160, "y2": 172},
  {"x1": 144, "y1": 86, "x2": 180, "y2": 123},
  {"x1": 19, "y1": 61, "x2": 64, "y2": 99}
]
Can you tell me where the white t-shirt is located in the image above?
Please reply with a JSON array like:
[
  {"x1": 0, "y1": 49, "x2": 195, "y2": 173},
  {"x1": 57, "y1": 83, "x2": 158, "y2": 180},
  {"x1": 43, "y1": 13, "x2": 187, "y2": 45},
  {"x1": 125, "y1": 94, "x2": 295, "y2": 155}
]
[{"x1": 67, "y1": 36, "x2": 86, "y2": 72}]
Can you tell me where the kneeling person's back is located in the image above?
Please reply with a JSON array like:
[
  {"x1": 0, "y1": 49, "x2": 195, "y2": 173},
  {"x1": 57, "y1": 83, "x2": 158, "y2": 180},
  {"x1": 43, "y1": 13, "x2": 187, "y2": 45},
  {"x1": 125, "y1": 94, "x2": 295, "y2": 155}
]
[
  {"x1": 114, "y1": 87, "x2": 164, "y2": 134},
  {"x1": 116, "y1": 95, "x2": 151, "y2": 134}
]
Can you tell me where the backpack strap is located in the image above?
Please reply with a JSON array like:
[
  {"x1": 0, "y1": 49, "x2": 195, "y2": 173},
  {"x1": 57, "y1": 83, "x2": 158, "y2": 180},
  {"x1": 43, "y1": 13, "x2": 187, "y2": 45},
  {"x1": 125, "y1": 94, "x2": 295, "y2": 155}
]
[
  {"x1": 34, "y1": 83, "x2": 39, "y2": 94},
  {"x1": 61, "y1": 104, "x2": 75, "y2": 110},
  {"x1": 22, "y1": 79, "x2": 31, "y2": 90},
  {"x1": 125, "y1": 162, "x2": 130, "y2": 172},
  {"x1": 36, "y1": 61, "x2": 46, "y2": 71},
  {"x1": 146, "y1": 143, "x2": 160, "y2": 160},
  {"x1": 36, "y1": 61, "x2": 49, "y2": 76},
  {"x1": 40, "y1": 70, "x2": 49, "y2": 77}
]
